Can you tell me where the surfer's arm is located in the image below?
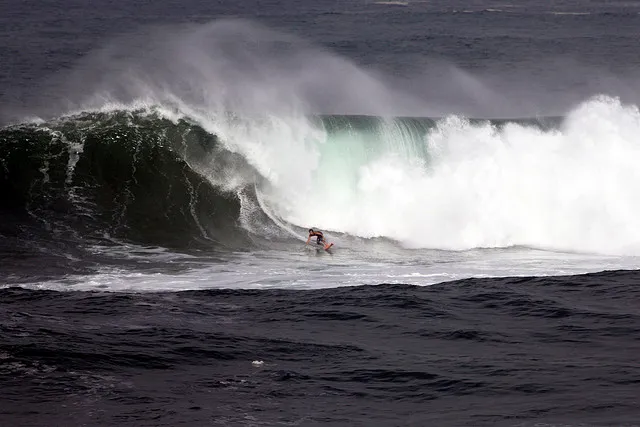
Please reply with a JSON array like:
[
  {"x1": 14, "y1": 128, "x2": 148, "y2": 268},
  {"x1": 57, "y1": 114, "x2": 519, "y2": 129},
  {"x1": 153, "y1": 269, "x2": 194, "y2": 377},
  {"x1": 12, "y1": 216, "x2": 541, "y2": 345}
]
[{"x1": 306, "y1": 236, "x2": 311, "y2": 244}]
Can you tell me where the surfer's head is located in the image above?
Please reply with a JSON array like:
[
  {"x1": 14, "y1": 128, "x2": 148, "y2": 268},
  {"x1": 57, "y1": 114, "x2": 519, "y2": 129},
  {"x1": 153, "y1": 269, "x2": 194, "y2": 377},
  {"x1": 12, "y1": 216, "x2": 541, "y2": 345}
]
[{"x1": 308, "y1": 228, "x2": 314, "y2": 234}]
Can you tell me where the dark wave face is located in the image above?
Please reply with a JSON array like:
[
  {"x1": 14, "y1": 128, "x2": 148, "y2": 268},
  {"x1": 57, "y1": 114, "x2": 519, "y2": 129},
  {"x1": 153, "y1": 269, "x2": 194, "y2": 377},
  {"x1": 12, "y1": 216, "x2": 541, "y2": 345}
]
[
  {"x1": 1, "y1": 270, "x2": 639, "y2": 426},
  {"x1": 0, "y1": 111, "x2": 256, "y2": 251}
]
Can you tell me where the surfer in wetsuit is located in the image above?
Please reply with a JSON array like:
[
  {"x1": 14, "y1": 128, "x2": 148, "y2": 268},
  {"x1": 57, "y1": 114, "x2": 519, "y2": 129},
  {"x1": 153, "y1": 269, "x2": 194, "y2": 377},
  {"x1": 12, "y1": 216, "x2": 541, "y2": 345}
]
[
  {"x1": 306, "y1": 228, "x2": 334, "y2": 251},
  {"x1": 307, "y1": 228, "x2": 325, "y2": 246}
]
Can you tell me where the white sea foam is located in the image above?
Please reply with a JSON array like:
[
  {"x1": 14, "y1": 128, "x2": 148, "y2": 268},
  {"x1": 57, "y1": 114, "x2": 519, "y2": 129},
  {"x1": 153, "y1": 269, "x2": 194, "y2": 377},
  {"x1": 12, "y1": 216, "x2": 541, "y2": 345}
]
[
  {"x1": 260, "y1": 96, "x2": 640, "y2": 256},
  {"x1": 6, "y1": 248, "x2": 639, "y2": 291}
]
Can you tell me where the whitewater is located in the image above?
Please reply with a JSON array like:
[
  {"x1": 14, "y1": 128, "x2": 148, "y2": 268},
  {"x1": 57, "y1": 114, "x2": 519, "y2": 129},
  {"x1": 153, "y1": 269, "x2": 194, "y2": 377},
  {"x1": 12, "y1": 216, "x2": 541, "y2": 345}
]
[{"x1": 256, "y1": 96, "x2": 640, "y2": 254}]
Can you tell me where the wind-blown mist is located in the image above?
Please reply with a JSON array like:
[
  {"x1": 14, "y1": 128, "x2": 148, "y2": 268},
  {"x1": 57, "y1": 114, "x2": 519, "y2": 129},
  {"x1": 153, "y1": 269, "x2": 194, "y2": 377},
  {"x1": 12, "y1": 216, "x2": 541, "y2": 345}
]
[
  {"x1": 37, "y1": 19, "x2": 422, "y2": 119},
  {"x1": 10, "y1": 18, "x2": 640, "y2": 121}
]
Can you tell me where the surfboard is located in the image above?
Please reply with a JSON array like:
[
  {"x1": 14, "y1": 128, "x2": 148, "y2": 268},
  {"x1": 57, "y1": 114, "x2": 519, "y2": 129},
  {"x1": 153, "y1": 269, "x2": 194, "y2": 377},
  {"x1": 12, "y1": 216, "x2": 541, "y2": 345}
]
[{"x1": 305, "y1": 242, "x2": 334, "y2": 253}]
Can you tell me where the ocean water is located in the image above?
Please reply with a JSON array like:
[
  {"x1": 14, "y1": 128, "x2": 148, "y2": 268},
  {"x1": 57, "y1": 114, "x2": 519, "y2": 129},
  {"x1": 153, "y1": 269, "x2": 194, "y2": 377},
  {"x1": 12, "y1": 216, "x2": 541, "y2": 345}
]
[{"x1": 1, "y1": 1, "x2": 640, "y2": 426}]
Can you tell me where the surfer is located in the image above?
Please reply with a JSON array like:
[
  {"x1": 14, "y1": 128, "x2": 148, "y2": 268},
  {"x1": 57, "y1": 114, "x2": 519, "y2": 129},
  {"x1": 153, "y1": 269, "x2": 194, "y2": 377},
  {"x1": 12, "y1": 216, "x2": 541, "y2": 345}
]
[
  {"x1": 307, "y1": 228, "x2": 334, "y2": 251},
  {"x1": 307, "y1": 228, "x2": 326, "y2": 246}
]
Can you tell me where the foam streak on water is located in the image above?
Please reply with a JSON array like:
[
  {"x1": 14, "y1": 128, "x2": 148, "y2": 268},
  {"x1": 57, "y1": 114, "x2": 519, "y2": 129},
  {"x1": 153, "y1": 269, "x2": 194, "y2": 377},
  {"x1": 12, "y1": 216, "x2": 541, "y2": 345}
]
[{"x1": 8, "y1": 247, "x2": 638, "y2": 292}]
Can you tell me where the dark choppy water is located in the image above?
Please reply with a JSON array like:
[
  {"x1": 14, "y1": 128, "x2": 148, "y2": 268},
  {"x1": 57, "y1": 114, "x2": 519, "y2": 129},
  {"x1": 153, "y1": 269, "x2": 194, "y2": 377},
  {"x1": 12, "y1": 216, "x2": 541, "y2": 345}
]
[{"x1": 2, "y1": 271, "x2": 640, "y2": 426}]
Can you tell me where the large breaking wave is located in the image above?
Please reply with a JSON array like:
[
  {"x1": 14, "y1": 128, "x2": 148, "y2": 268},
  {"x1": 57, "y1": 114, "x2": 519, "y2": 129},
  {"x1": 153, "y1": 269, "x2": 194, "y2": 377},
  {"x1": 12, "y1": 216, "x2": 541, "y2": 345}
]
[
  {"x1": 3, "y1": 20, "x2": 640, "y2": 256},
  {"x1": 2, "y1": 97, "x2": 640, "y2": 256}
]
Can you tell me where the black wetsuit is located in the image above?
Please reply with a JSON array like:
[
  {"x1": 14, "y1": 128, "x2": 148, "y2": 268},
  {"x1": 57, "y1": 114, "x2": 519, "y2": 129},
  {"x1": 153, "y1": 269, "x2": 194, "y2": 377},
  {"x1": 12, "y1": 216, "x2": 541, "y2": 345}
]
[{"x1": 309, "y1": 231, "x2": 324, "y2": 245}]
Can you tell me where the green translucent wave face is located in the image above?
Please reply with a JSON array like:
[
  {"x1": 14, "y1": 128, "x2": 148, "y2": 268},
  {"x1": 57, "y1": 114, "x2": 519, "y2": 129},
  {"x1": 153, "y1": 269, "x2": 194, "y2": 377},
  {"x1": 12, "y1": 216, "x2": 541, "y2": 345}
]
[
  {"x1": 309, "y1": 116, "x2": 435, "y2": 209},
  {"x1": 315, "y1": 115, "x2": 559, "y2": 171},
  {"x1": 294, "y1": 114, "x2": 560, "y2": 221}
]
